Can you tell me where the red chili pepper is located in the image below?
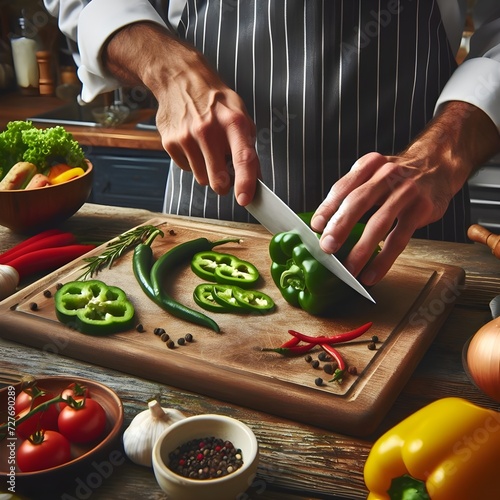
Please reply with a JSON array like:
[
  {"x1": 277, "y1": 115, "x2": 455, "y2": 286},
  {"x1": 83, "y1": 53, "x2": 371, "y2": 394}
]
[
  {"x1": 0, "y1": 229, "x2": 65, "y2": 264},
  {"x1": 7, "y1": 244, "x2": 96, "y2": 280},
  {"x1": 287, "y1": 322, "x2": 373, "y2": 345},
  {"x1": 261, "y1": 342, "x2": 315, "y2": 356},
  {"x1": 281, "y1": 336, "x2": 301, "y2": 348},
  {"x1": 1, "y1": 232, "x2": 77, "y2": 265},
  {"x1": 320, "y1": 344, "x2": 346, "y2": 383}
]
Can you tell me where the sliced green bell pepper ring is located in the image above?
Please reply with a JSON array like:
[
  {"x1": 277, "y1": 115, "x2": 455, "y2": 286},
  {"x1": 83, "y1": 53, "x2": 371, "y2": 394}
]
[
  {"x1": 54, "y1": 280, "x2": 135, "y2": 335},
  {"x1": 191, "y1": 251, "x2": 260, "y2": 288},
  {"x1": 269, "y1": 223, "x2": 374, "y2": 316},
  {"x1": 194, "y1": 283, "x2": 275, "y2": 314},
  {"x1": 211, "y1": 284, "x2": 246, "y2": 312},
  {"x1": 192, "y1": 283, "x2": 229, "y2": 313},
  {"x1": 232, "y1": 287, "x2": 275, "y2": 313}
]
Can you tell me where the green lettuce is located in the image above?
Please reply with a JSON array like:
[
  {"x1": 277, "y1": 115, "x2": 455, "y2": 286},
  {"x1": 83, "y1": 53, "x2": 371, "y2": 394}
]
[{"x1": 0, "y1": 121, "x2": 86, "y2": 181}]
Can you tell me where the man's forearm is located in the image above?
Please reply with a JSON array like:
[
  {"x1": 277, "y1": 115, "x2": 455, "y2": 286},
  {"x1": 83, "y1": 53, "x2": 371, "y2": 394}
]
[
  {"x1": 102, "y1": 21, "x2": 210, "y2": 100},
  {"x1": 403, "y1": 100, "x2": 500, "y2": 195}
]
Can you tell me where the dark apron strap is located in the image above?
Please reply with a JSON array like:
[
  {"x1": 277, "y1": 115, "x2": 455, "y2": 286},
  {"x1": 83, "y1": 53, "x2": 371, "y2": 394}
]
[{"x1": 165, "y1": 0, "x2": 468, "y2": 242}]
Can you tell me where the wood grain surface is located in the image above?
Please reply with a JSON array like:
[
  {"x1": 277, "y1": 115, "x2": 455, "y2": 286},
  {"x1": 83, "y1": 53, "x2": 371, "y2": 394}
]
[{"x1": 0, "y1": 216, "x2": 464, "y2": 438}]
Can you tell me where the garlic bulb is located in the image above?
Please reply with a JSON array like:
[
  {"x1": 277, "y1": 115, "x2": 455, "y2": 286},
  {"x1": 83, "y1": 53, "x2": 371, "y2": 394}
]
[
  {"x1": 0, "y1": 265, "x2": 19, "y2": 301},
  {"x1": 122, "y1": 400, "x2": 185, "y2": 467}
]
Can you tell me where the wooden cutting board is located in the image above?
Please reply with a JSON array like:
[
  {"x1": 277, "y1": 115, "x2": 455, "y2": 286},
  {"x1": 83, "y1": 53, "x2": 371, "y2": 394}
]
[{"x1": 0, "y1": 217, "x2": 465, "y2": 436}]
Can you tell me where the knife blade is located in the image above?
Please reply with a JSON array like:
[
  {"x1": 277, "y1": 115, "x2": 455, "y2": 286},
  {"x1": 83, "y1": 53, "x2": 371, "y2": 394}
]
[{"x1": 246, "y1": 179, "x2": 376, "y2": 303}]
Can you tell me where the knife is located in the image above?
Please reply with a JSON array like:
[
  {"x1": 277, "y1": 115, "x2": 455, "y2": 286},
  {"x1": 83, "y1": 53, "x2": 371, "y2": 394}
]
[{"x1": 245, "y1": 179, "x2": 376, "y2": 303}]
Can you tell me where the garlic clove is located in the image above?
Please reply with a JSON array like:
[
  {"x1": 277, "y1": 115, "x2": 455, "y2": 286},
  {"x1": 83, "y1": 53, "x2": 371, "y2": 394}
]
[
  {"x1": 122, "y1": 400, "x2": 185, "y2": 467},
  {"x1": 0, "y1": 264, "x2": 20, "y2": 301}
]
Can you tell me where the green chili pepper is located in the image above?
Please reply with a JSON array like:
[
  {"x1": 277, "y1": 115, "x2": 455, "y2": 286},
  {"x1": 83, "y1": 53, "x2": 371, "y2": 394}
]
[
  {"x1": 269, "y1": 223, "x2": 375, "y2": 316},
  {"x1": 54, "y1": 280, "x2": 135, "y2": 335},
  {"x1": 191, "y1": 251, "x2": 260, "y2": 288},
  {"x1": 136, "y1": 236, "x2": 241, "y2": 332}
]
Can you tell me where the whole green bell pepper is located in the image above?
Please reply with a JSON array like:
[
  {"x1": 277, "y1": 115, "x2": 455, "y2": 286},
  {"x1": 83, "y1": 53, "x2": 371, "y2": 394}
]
[
  {"x1": 269, "y1": 222, "x2": 370, "y2": 316},
  {"x1": 55, "y1": 280, "x2": 135, "y2": 335}
]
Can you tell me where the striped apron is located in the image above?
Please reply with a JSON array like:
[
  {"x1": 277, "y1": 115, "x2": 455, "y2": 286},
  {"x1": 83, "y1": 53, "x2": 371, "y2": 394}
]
[{"x1": 163, "y1": 0, "x2": 469, "y2": 242}]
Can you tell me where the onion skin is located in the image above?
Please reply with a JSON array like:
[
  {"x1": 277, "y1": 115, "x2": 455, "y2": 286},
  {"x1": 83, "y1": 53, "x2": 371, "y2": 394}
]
[
  {"x1": 466, "y1": 317, "x2": 500, "y2": 402},
  {"x1": 0, "y1": 264, "x2": 19, "y2": 300}
]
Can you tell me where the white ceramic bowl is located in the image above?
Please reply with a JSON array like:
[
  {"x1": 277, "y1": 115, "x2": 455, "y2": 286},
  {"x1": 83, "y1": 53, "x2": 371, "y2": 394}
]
[{"x1": 152, "y1": 414, "x2": 259, "y2": 500}]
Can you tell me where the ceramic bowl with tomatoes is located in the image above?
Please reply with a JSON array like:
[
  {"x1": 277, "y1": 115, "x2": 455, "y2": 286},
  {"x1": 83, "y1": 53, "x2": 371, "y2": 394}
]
[{"x1": 0, "y1": 376, "x2": 123, "y2": 494}]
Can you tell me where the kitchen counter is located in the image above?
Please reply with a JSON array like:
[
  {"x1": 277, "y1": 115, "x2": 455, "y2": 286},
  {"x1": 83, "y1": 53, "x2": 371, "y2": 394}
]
[
  {"x1": 1, "y1": 203, "x2": 500, "y2": 499},
  {"x1": 0, "y1": 91, "x2": 163, "y2": 151}
]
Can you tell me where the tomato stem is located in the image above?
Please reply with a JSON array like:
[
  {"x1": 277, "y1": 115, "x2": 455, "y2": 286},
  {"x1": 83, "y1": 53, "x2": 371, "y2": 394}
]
[{"x1": 0, "y1": 394, "x2": 65, "y2": 437}]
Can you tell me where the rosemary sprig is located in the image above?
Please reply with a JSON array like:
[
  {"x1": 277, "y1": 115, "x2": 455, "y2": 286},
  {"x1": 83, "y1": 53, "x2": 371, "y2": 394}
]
[{"x1": 77, "y1": 224, "x2": 165, "y2": 280}]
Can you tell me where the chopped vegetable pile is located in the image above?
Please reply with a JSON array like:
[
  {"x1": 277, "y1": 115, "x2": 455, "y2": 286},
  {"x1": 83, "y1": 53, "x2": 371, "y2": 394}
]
[{"x1": 0, "y1": 120, "x2": 87, "y2": 189}]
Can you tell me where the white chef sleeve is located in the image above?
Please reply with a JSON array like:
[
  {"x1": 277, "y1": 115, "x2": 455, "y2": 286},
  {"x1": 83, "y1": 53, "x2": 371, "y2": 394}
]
[
  {"x1": 435, "y1": 6, "x2": 500, "y2": 132},
  {"x1": 45, "y1": 0, "x2": 168, "y2": 103}
]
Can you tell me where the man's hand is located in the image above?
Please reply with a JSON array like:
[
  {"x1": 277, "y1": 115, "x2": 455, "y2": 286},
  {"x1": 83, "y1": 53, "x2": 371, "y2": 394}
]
[
  {"x1": 103, "y1": 22, "x2": 260, "y2": 206},
  {"x1": 311, "y1": 101, "x2": 500, "y2": 286}
]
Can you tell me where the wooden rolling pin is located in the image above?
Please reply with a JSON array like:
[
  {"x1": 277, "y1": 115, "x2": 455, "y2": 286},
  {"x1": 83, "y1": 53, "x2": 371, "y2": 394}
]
[{"x1": 467, "y1": 224, "x2": 500, "y2": 259}]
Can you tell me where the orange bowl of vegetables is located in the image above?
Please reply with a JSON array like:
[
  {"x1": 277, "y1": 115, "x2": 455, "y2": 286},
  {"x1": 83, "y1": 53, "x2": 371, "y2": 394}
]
[{"x1": 0, "y1": 121, "x2": 93, "y2": 233}]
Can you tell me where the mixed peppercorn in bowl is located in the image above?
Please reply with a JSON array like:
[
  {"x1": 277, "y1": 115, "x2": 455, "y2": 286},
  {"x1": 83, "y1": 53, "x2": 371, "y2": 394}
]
[{"x1": 152, "y1": 414, "x2": 259, "y2": 500}]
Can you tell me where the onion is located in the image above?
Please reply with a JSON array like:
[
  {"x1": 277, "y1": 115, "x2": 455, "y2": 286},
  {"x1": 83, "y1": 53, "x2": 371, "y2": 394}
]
[
  {"x1": 466, "y1": 317, "x2": 500, "y2": 402},
  {"x1": 0, "y1": 264, "x2": 19, "y2": 300}
]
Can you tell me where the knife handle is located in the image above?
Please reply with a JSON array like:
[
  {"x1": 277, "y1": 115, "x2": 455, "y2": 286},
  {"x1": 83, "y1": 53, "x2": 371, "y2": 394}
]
[{"x1": 467, "y1": 224, "x2": 500, "y2": 259}]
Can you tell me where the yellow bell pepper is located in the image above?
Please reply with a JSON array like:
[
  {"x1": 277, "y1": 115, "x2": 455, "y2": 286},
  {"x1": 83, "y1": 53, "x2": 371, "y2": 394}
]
[
  {"x1": 49, "y1": 167, "x2": 85, "y2": 185},
  {"x1": 364, "y1": 397, "x2": 500, "y2": 500}
]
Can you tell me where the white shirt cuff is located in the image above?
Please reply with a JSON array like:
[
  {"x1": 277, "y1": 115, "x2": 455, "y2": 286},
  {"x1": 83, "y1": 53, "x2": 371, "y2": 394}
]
[
  {"x1": 77, "y1": 0, "x2": 167, "y2": 103},
  {"x1": 435, "y1": 57, "x2": 500, "y2": 132}
]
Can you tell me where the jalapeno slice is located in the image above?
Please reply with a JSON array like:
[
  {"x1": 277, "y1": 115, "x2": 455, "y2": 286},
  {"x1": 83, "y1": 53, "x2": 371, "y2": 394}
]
[
  {"x1": 232, "y1": 287, "x2": 275, "y2": 313},
  {"x1": 191, "y1": 251, "x2": 260, "y2": 288},
  {"x1": 194, "y1": 283, "x2": 275, "y2": 315},
  {"x1": 193, "y1": 283, "x2": 230, "y2": 313},
  {"x1": 211, "y1": 284, "x2": 246, "y2": 312}
]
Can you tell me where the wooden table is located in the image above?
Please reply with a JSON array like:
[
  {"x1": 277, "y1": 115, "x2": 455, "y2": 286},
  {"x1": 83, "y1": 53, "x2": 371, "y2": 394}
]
[{"x1": 1, "y1": 203, "x2": 499, "y2": 500}]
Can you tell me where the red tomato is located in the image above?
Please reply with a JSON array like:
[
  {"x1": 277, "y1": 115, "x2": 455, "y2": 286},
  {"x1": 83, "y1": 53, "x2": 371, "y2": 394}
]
[
  {"x1": 15, "y1": 388, "x2": 59, "y2": 439},
  {"x1": 17, "y1": 430, "x2": 72, "y2": 472},
  {"x1": 58, "y1": 398, "x2": 107, "y2": 443},
  {"x1": 58, "y1": 382, "x2": 91, "y2": 411}
]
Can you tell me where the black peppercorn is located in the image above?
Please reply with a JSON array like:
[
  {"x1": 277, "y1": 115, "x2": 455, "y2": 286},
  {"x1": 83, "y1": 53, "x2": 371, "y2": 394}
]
[
  {"x1": 348, "y1": 366, "x2": 358, "y2": 375},
  {"x1": 160, "y1": 332, "x2": 170, "y2": 342},
  {"x1": 304, "y1": 354, "x2": 312, "y2": 363},
  {"x1": 185, "y1": 333, "x2": 193, "y2": 343},
  {"x1": 29, "y1": 302, "x2": 38, "y2": 311},
  {"x1": 43, "y1": 289, "x2": 52, "y2": 298},
  {"x1": 311, "y1": 359, "x2": 320, "y2": 369},
  {"x1": 136, "y1": 323, "x2": 145, "y2": 333},
  {"x1": 318, "y1": 351, "x2": 331, "y2": 362},
  {"x1": 323, "y1": 363, "x2": 335, "y2": 375},
  {"x1": 154, "y1": 327, "x2": 166, "y2": 336},
  {"x1": 177, "y1": 337, "x2": 186, "y2": 346},
  {"x1": 166, "y1": 339, "x2": 175, "y2": 349},
  {"x1": 314, "y1": 377, "x2": 323, "y2": 386},
  {"x1": 368, "y1": 341, "x2": 377, "y2": 351},
  {"x1": 168, "y1": 436, "x2": 243, "y2": 479}
]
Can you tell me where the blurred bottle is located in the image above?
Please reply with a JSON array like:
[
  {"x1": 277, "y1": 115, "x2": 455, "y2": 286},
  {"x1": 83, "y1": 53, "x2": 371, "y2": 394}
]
[{"x1": 10, "y1": 15, "x2": 39, "y2": 95}]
